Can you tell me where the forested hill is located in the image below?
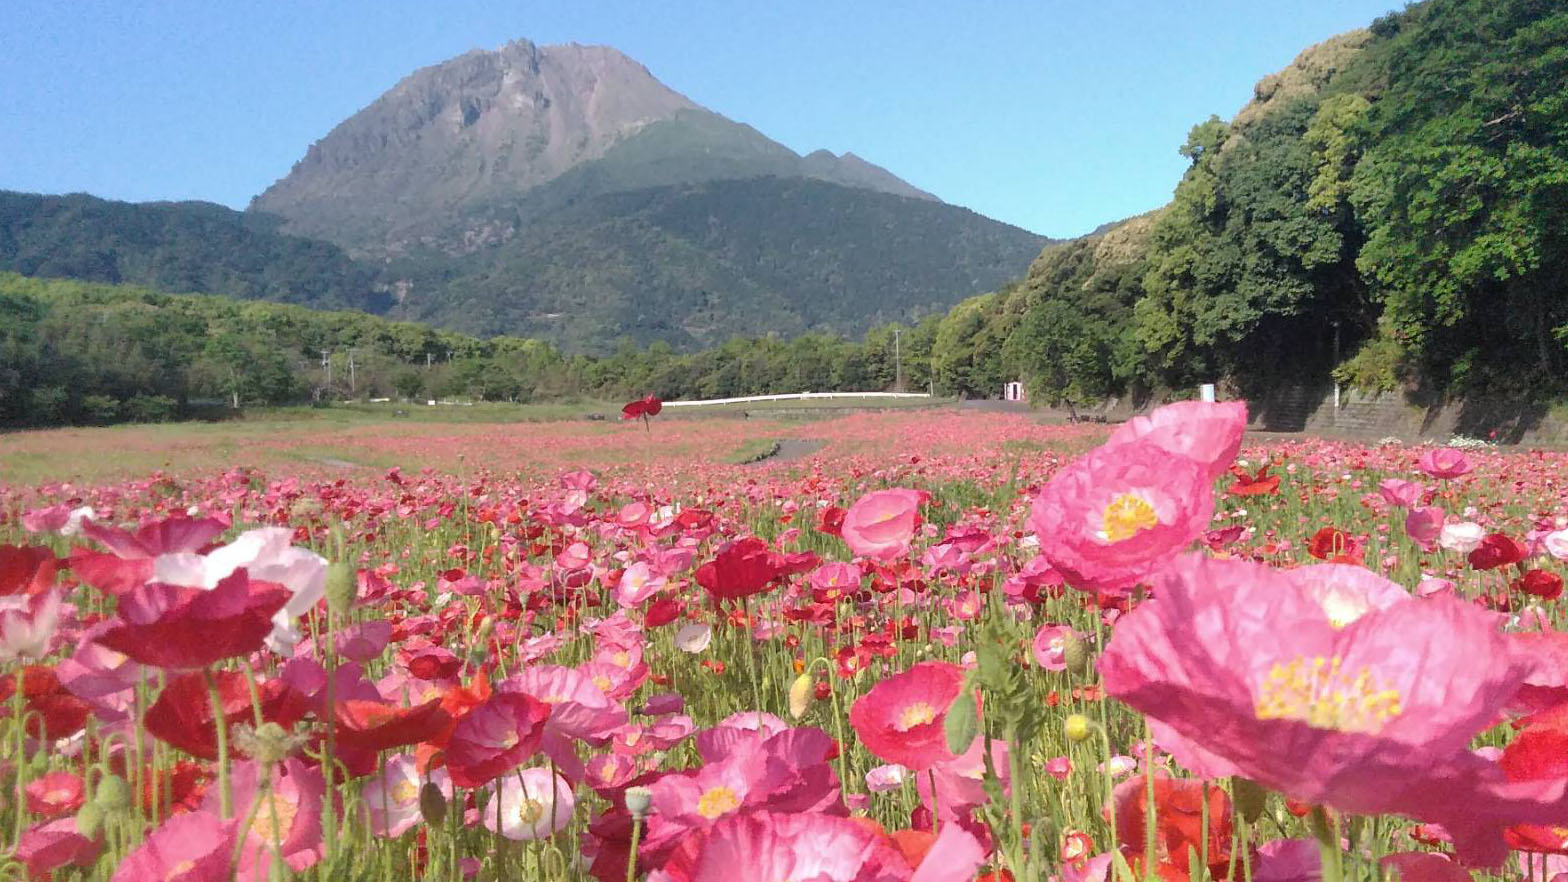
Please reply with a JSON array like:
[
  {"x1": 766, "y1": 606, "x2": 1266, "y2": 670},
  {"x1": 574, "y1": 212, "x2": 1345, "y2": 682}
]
[
  {"x1": 931, "y1": 0, "x2": 1568, "y2": 404},
  {"x1": 0, "y1": 191, "x2": 389, "y2": 313}
]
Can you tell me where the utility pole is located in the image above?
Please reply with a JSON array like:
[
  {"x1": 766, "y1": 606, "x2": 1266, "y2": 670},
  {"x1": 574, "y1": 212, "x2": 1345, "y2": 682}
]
[
  {"x1": 321, "y1": 350, "x2": 332, "y2": 397},
  {"x1": 893, "y1": 328, "x2": 904, "y2": 392},
  {"x1": 348, "y1": 348, "x2": 357, "y2": 396}
]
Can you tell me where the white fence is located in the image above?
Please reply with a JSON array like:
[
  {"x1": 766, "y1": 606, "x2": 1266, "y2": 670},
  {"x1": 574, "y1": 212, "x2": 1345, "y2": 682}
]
[{"x1": 664, "y1": 391, "x2": 933, "y2": 408}]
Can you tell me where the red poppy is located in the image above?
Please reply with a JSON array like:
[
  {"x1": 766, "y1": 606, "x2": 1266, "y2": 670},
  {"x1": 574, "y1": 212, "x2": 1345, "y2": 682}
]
[
  {"x1": 0, "y1": 666, "x2": 91, "y2": 740},
  {"x1": 25, "y1": 771, "x2": 86, "y2": 818},
  {"x1": 333, "y1": 697, "x2": 451, "y2": 754},
  {"x1": 94, "y1": 570, "x2": 290, "y2": 669},
  {"x1": 1112, "y1": 772, "x2": 1233, "y2": 882},
  {"x1": 1519, "y1": 570, "x2": 1565, "y2": 600},
  {"x1": 816, "y1": 506, "x2": 847, "y2": 537},
  {"x1": 1469, "y1": 533, "x2": 1530, "y2": 570},
  {"x1": 1501, "y1": 723, "x2": 1568, "y2": 853},
  {"x1": 1306, "y1": 527, "x2": 1362, "y2": 564},
  {"x1": 143, "y1": 670, "x2": 310, "y2": 760},
  {"x1": 442, "y1": 691, "x2": 550, "y2": 788},
  {"x1": 0, "y1": 545, "x2": 57, "y2": 596},
  {"x1": 645, "y1": 597, "x2": 683, "y2": 627},
  {"x1": 1226, "y1": 464, "x2": 1280, "y2": 497},
  {"x1": 621, "y1": 395, "x2": 663, "y2": 420},
  {"x1": 694, "y1": 537, "x2": 780, "y2": 601}
]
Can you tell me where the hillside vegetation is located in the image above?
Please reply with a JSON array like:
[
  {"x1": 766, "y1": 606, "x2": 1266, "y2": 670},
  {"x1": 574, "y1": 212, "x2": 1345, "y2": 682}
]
[{"x1": 929, "y1": 0, "x2": 1568, "y2": 405}]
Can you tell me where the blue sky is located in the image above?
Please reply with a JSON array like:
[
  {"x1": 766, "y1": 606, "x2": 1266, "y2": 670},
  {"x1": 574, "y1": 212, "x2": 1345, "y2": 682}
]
[{"x1": 0, "y1": 0, "x2": 1399, "y2": 238}]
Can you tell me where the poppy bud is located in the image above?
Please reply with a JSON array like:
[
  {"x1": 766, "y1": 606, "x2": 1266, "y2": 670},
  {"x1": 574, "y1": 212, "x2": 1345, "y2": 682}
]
[
  {"x1": 1062, "y1": 630, "x2": 1092, "y2": 676},
  {"x1": 419, "y1": 781, "x2": 448, "y2": 826},
  {"x1": 788, "y1": 673, "x2": 814, "y2": 720},
  {"x1": 944, "y1": 689, "x2": 980, "y2": 755},
  {"x1": 93, "y1": 775, "x2": 130, "y2": 812},
  {"x1": 473, "y1": 615, "x2": 496, "y2": 643},
  {"x1": 1064, "y1": 713, "x2": 1093, "y2": 743},
  {"x1": 1231, "y1": 778, "x2": 1268, "y2": 824},
  {"x1": 625, "y1": 785, "x2": 653, "y2": 820},
  {"x1": 325, "y1": 562, "x2": 356, "y2": 617},
  {"x1": 75, "y1": 801, "x2": 103, "y2": 838}
]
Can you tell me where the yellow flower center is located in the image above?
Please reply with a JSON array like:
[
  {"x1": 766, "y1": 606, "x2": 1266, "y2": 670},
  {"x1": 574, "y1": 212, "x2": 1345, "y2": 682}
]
[
  {"x1": 1101, "y1": 493, "x2": 1159, "y2": 542},
  {"x1": 1255, "y1": 656, "x2": 1403, "y2": 733},
  {"x1": 697, "y1": 786, "x2": 741, "y2": 819},
  {"x1": 391, "y1": 779, "x2": 419, "y2": 803},
  {"x1": 252, "y1": 792, "x2": 300, "y2": 838},
  {"x1": 896, "y1": 702, "x2": 937, "y2": 731},
  {"x1": 593, "y1": 675, "x2": 613, "y2": 692},
  {"x1": 518, "y1": 798, "x2": 546, "y2": 825}
]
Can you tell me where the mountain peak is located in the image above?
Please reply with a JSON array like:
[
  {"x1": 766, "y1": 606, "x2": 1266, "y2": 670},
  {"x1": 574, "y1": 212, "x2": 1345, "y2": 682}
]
[{"x1": 251, "y1": 40, "x2": 938, "y2": 249}]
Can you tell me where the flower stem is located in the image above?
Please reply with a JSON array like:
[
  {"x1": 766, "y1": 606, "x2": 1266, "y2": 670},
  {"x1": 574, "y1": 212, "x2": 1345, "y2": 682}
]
[{"x1": 204, "y1": 668, "x2": 232, "y2": 819}]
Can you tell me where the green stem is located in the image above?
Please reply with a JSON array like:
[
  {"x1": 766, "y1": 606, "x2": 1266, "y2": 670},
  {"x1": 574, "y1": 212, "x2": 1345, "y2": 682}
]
[
  {"x1": 626, "y1": 815, "x2": 644, "y2": 882},
  {"x1": 204, "y1": 669, "x2": 232, "y2": 819}
]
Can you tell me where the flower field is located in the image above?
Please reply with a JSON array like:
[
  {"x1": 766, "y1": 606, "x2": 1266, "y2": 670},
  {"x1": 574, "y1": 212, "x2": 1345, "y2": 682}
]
[{"x1": 4, "y1": 405, "x2": 1568, "y2": 881}]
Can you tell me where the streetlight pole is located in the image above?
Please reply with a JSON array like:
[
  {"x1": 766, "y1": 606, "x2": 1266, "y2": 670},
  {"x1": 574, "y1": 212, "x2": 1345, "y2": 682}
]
[{"x1": 893, "y1": 329, "x2": 903, "y2": 392}]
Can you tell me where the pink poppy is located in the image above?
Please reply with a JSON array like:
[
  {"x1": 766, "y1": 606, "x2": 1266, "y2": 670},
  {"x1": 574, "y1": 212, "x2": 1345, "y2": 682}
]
[
  {"x1": 484, "y1": 767, "x2": 576, "y2": 841},
  {"x1": 14, "y1": 817, "x2": 101, "y2": 878},
  {"x1": 849, "y1": 661, "x2": 968, "y2": 772},
  {"x1": 1379, "y1": 478, "x2": 1427, "y2": 508},
  {"x1": 72, "y1": 514, "x2": 227, "y2": 596},
  {"x1": 1280, "y1": 562, "x2": 1410, "y2": 628},
  {"x1": 1100, "y1": 553, "x2": 1542, "y2": 865},
  {"x1": 1105, "y1": 400, "x2": 1247, "y2": 480},
  {"x1": 841, "y1": 489, "x2": 926, "y2": 561},
  {"x1": 1405, "y1": 507, "x2": 1445, "y2": 551},
  {"x1": 1027, "y1": 438, "x2": 1214, "y2": 595},
  {"x1": 652, "y1": 810, "x2": 983, "y2": 882},
  {"x1": 209, "y1": 758, "x2": 326, "y2": 881},
  {"x1": 111, "y1": 810, "x2": 234, "y2": 882},
  {"x1": 1032, "y1": 623, "x2": 1080, "y2": 671},
  {"x1": 1417, "y1": 447, "x2": 1473, "y2": 479},
  {"x1": 616, "y1": 561, "x2": 666, "y2": 607},
  {"x1": 444, "y1": 692, "x2": 551, "y2": 788},
  {"x1": 363, "y1": 755, "x2": 449, "y2": 838}
]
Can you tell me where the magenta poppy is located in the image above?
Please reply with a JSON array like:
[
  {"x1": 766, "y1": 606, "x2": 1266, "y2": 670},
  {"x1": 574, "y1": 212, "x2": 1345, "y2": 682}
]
[
  {"x1": 443, "y1": 691, "x2": 551, "y2": 788},
  {"x1": 94, "y1": 570, "x2": 290, "y2": 669}
]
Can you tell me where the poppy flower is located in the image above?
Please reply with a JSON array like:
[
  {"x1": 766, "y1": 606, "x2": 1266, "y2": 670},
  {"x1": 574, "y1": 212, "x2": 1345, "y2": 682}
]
[
  {"x1": 208, "y1": 758, "x2": 326, "y2": 880},
  {"x1": 333, "y1": 697, "x2": 452, "y2": 754},
  {"x1": 1227, "y1": 464, "x2": 1280, "y2": 497},
  {"x1": 14, "y1": 817, "x2": 101, "y2": 878},
  {"x1": 1099, "y1": 553, "x2": 1550, "y2": 865},
  {"x1": 653, "y1": 810, "x2": 984, "y2": 882},
  {"x1": 849, "y1": 661, "x2": 968, "y2": 772},
  {"x1": 1417, "y1": 448, "x2": 1473, "y2": 479},
  {"x1": 1109, "y1": 773, "x2": 1233, "y2": 882},
  {"x1": 443, "y1": 691, "x2": 551, "y2": 788},
  {"x1": 0, "y1": 544, "x2": 57, "y2": 596},
  {"x1": 695, "y1": 538, "x2": 779, "y2": 601},
  {"x1": 1105, "y1": 400, "x2": 1247, "y2": 480},
  {"x1": 0, "y1": 665, "x2": 91, "y2": 740},
  {"x1": 1306, "y1": 527, "x2": 1362, "y2": 564},
  {"x1": 483, "y1": 767, "x2": 576, "y2": 841},
  {"x1": 817, "y1": 506, "x2": 847, "y2": 537},
  {"x1": 72, "y1": 515, "x2": 228, "y2": 596},
  {"x1": 94, "y1": 570, "x2": 290, "y2": 669},
  {"x1": 111, "y1": 810, "x2": 234, "y2": 882},
  {"x1": 144, "y1": 670, "x2": 310, "y2": 760},
  {"x1": 0, "y1": 588, "x2": 62, "y2": 662},
  {"x1": 363, "y1": 756, "x2": 450, "y2": 838},
  {"x1": 25, "y1": 770, "x2": 86, "y2": 817},
  {"x1": 841, "y1": 489, "x2": 926, "y2": 561},
  {"x1": 1519, "y1": 569, "x2": 1565, "y2": 600},
  {"x1": 150, "y1": 527, "x2": 328, "y2": 654},
  {"x1": 1468, "y1": 533, "x2": 1529, "y2": 570},
  {"x1": 622, "y1": 395, "x2": 663, "y2": 420},
  {"x1": 1028, "y1": 438, "x2": 1214, "y2": 595}
]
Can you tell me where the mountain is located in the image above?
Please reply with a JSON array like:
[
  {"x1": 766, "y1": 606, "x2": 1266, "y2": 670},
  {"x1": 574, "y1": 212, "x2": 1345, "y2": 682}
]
[
  {"x1": 247, "y1": 38, "x2": 1037, "y2": 351},
  {"x1": 391, "y1": 176, "x2": 1043, "y2": 349},
  {"x1": 251, "y1": 39, "x2": 939, "y2": 253},
  {"x1": 0, "y1": 190, "x2": 388, "y2": 312}
]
